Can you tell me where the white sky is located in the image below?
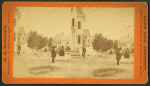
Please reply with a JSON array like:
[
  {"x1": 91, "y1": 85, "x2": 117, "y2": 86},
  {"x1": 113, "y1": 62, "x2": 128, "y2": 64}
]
[{"x1": 16, "y1": 7, "x2": 135, "y2": 40}]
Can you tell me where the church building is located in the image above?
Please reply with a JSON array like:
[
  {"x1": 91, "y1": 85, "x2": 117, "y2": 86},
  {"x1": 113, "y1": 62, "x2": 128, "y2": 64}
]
[{"x1": 71, "y1": 7, "x2": 90, "y2": 50}]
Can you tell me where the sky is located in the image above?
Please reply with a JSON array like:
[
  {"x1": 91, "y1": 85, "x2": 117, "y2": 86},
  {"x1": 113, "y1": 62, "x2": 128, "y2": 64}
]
[{"x1": 15, "y1": 7, "x2": 135, "y2": 40}]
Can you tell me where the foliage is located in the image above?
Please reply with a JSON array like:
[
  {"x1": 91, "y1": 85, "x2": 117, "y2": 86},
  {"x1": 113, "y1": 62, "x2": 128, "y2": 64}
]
[
  {"x1": 92, "y1": 33, "x2": 118, "y2": 52},
  {"x1": 92, "y1": 33, "x2": 102, "y2": 52},
  {"x1": 27, "y1": 31, "x2": 37, "y2": 50},
  {"x1": 36, "y1": 36, "x2": 48, "y2": 50},
  {"x1": 27, "y1": 31, "x2": 48, "y2": 51}
]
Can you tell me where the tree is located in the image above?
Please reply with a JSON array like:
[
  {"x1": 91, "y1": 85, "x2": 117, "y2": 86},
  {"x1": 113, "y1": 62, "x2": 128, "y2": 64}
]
[
  {"x1": 36, "y1": 35, "x2": 48, "y2": 50},
  {"x1": 92, "y1": 33, "x2": 102, "y2": 53},
  {"x1": 27, "y1": 31, "x2": 38, "y2": 50},
  {"x1": 92, "y1": 33, "x2": 114, "y2": 54},
  {"x1": 27, "y1": 31, "x2": 48, "y2": 52}
]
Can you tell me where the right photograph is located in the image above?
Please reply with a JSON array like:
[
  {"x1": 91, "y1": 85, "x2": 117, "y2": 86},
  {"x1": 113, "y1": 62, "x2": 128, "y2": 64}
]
[{"x1": 70, "y1": 7, "x2": 134, "y2": 79}]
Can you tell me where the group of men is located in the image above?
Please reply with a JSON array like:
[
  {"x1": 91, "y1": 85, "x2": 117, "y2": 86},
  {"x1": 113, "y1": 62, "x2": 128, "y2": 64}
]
[
  {"x1": 17, "y1": 43, "x2": 130, "y2": 65},
  {"x1": 51, "y1": 46, "x2": 86, "y2": 63}
]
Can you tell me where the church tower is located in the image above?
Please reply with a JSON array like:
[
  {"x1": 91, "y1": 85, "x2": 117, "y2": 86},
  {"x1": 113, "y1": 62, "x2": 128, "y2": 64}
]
[{"x1": 71, "y1": 7, "x2": 85, "y2": 49}]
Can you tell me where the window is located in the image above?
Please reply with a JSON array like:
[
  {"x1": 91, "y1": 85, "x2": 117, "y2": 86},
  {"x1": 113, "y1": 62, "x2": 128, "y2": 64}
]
[
  {"x1": 58, "y1": 41, "x2": 59, "y2": 44},
  {"x1": 72, "y1": 18, "x2": 75, "y2": 27},
  {"x1": 78, "y1": 35, "x2": 81, "y2": 44},
  {"x1": 60, "y1": 41, "x2": 61, "y2": 44},
  {"x1": 78, "y1": 21, "x2": 81, "y2": 29},
  {"x1": 67, "y1": 41, "x2": 69, "y2": 44}
]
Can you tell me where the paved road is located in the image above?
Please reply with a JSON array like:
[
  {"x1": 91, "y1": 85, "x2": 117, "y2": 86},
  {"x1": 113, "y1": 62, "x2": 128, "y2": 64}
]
[{"x1": 13, "y1": 52, "x2": 134, "y2": 79}]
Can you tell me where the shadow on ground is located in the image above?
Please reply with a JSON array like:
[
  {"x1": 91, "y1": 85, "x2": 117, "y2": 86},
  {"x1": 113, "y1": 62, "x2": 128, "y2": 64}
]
[
  {"x1": 28, "y1": 65, "x2": 60, "y2": 75},
  {"x1": 92, "y1": 68, "x2": 125, "y2": 78},
  {"x1": 120, "y1": 61, "x2": 134, "y2": 64},
  {"x1": 55, "y1": 59, "x2": 70, "y2": 63}
]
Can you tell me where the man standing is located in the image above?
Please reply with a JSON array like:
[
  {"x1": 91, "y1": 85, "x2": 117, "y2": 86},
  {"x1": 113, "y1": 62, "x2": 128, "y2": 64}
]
[
  {"x1": 17, "y1": 43, "x2": 21, "y2": 55},
  {"x1": 82, "y1": 46, "x2": 86, "y2": 57},
  {"x1": 51, "y1": 46, "x2": 56, "y2": 63},
  {"x1": 116, "y1": 48, "x2": 121, "y2": 65}
]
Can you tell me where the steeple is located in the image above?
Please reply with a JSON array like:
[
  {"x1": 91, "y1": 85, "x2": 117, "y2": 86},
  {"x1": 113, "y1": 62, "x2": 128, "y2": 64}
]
[
  {"x1": 77, "y1": 7, "x2": 85, "y2": 16},
  {"x1": 71, "y1": 7, "x2": 85, "y2": 16}
]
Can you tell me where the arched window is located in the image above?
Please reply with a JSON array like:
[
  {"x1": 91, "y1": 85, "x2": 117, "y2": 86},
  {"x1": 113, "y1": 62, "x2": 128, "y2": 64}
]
[
  {"x1": 72, "y1": 18, "x2": 75, "y2": 27},
  {"x1": 78, "y1": 35, "x2": 81, "y2": 44},
  {"x1": 78, "y1": 21, "x2": 81, "y2": 29}
]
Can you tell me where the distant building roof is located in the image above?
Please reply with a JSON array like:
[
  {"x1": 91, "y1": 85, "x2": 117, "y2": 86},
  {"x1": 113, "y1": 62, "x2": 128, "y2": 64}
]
[
  {"x1": 83, "y1": 29, "x2": 90, "y2": 37},
  {"x1": 120, "y1": 36, "x2": 134, "y2": 43},
  {"x1": 55, "y1": 34, "x2": 71, "y2": 41},
  {"x1": 18, "y1": 27, "x2": 25, "y2": 34}
]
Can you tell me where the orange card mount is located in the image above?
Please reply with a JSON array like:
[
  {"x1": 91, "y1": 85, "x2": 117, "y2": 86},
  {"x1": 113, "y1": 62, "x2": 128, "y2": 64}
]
[{"x1": 2, "y1": 2, "x2": 148, "y2": 84}]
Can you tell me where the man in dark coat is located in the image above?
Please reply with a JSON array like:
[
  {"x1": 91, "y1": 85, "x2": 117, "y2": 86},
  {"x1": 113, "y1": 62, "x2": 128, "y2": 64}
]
[
  {"x1": 116, "y1": 48, "x2": 121, "y2": 65},
  {"x1": 82, "y1": 46, "x2": 86, "y2": 57},
  {"x1": 61, "y1": 46, "x2": 65, "y2": 56},
  {"x1": 51, "y1": 46, "x2": 56, "y2": 63},
  {"x1": 17, "y1": 43, "x2": 21, "y2": 55}
]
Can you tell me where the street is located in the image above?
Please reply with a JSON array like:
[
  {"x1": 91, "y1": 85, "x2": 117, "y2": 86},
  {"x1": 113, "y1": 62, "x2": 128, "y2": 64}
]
[{"x1": 13, "y1": 52, "x2": 134, "y2": 79}]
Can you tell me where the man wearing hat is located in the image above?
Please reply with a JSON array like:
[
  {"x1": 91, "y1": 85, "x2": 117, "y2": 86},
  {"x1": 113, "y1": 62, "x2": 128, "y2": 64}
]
[{"x1": 51, "y1": 46, "x2": 56, "y2": 63}]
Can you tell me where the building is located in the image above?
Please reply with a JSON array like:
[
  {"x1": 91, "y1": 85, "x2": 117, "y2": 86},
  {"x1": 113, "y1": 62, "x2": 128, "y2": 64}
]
[
  {"x1": 14, "y1": 27, "x2": 29, "y2": 54},
  {"x1": 53, "y1": 33, "x2": 71, "y2": 49},
  {"x1": 14, "y1": 7, "x2": 30, "y2": 54},
  {"x1": 118, "y1": 35, "x2": 134, "y2": 53},
  {"x1": 71, "y1": 7, "x2": 90, "y2": 50}
]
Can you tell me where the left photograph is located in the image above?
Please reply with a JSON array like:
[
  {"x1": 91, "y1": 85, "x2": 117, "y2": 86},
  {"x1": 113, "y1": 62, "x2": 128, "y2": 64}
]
[{"x1": 13, "y1": 7, "x2": 72, "y2": 78}]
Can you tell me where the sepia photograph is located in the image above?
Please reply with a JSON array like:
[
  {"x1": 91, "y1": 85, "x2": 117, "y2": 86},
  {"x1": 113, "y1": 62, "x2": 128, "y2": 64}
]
[{"x1": 13, "y1": 7, "x2": 134, "y2": 79}]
